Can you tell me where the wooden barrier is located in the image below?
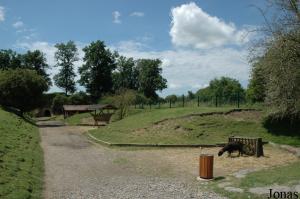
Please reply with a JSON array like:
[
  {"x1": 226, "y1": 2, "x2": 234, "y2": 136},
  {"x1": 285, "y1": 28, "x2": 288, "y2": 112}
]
[{"x1": 228, "y1": 136, "x2": 264, "y2": 157}]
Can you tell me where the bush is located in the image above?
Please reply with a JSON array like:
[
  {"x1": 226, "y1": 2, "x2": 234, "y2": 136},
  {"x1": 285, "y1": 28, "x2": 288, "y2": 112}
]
[
  {"x1": 107, "y1": 89, "x2": 136, "y2": 120},
  {"x1": 68, "y1": 91, "x2": 91, "y2": 105},
  {"x1": 51, "y1": 94, "x2": 69, "y2": 114},
  {"x1": 263, "y1": 111, "x2": 300, "y2": 136},
  {"x1": 0, "y1": 69, "x2": 48, "y2": 114}
]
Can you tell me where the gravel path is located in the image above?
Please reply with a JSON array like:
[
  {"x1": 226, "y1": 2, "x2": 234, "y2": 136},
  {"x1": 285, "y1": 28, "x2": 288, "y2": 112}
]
[{"x1": 38, "y1": 121, "x2": 226, "y2": 199}]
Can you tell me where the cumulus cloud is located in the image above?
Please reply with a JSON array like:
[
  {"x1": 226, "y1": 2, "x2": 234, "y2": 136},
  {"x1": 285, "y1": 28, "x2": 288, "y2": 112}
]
[
  {"x1": 170, "y1": 2, "x2": 249, "y2": 49},
  {"x1": 13, "y1": 21, "x2": 24, "y2": 28},
  {"x1": 130, "y1": 12, "x2": 145, "y2": 17},
  {"x1": 0, "y1": 6, "x2": 5, "y2": 22},
  {"x1": 112, "y1": 11, "x2": 121, "y2": 24}
]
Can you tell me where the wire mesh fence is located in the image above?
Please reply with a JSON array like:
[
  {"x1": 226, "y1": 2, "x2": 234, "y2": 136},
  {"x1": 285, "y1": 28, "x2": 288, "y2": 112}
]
[{"x1": 134, "y1": 94, "x2": 246, "y2": 109}]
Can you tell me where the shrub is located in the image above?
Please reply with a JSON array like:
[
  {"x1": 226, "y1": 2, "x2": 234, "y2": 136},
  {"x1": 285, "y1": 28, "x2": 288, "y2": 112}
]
[
  {"x1": 263, "y1": 111, "x2": 300, "y2": 136},
  {"x1": 51, "y1": 94, "x2": 69, "y2": 114},
  {"x1": 68, "y1": 91, "x2": 91, "y2": 105},
  {"x1": 108, "y1": 89, "x2": 136, "y2": 120},
  {"x1": 0, "y1": 69, "x2": 48, "y2": 115}
]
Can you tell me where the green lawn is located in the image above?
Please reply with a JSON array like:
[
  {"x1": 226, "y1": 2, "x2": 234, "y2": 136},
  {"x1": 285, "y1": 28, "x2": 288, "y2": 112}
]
[
  {"x1": 0, "y1": 108, "x2": 43, "y2": 199},
  {"x1": 90, "y1": 107, "x2": 300, "y2": 146},
  {"x1": 210, "y1": 161, "x2": 300, "y2": 199}
]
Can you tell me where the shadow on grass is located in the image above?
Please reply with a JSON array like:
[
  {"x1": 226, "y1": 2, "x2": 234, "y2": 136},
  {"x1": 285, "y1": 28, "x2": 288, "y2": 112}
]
[
  {"x1": 263, "y1": 113, "x2": 300, "y2": 138},
  {"x1": 2, "y1": 106, "x2": 38, "y2": 126}
]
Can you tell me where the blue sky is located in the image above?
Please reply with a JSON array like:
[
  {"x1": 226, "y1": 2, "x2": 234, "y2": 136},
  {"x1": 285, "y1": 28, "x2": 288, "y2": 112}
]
[{"x1": 0, "y1": 0, "x2": 267, "y2": 96}]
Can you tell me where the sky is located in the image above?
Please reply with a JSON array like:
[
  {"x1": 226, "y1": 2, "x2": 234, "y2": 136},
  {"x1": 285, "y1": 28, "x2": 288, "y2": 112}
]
[{"x1": 0, "y1": 0, "x2": 267, "y2": 96}]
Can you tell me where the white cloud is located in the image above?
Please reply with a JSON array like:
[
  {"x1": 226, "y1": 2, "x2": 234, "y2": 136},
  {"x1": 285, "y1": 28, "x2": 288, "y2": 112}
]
[
  {"x1": 113, "y1": 40, "x2": 250, "y2": 96},
  {"x1": 0, "y1": 6, "x2": 5, "y2": 22},
  {"x1": 130, "y1": 12, "x2": 145, "y2": 17},
  {"x1": 13, "y1": 21, "x2": 24, "y2": 28},
  {"x1": 112, "y1": 11, "x2": 121, "y2": 24},
  {"x1": 170, "y1": 2, "x2": 249, "y2": 49}
]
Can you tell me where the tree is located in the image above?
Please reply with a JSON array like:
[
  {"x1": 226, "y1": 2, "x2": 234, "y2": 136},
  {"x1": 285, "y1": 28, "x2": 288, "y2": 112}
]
[
  {"x1": 249, "y1": 0, "x2": 300, "y2": 119},
  {"x1": 22, "y1": 50, "x2": 52, "y2": 87},
  {"x1": 78, "y1": 40, "x2": 117, "y2": 100},
  {"x1": 246, "y1": 61, "x2": 266, "y2": 103},
  {"x1": 196, "y1": 87, "x2": 213, "y2": 102},
  {"x1": 196, "y1": 77, "x2": 245, "y2": 103},
  {"x1": 187, "y1": 90, "x2": 195, "y2": 100},
  {"x1": 0, "y1": 49, "x2": 22, "y2": 69},
  {"x1": 108, "y1": 89, "x2": 136, "y2": 120},
  {"x1": 165, "y1": 95, "x2": 178, "y2": 103},
  {"x1": 134, "y1": 93, "x2": 149, "y2": 107},
  {"x1": 136, "y1": 59, "x2": 167, "y2": 100},
  {"x1": 54, "y1": 41, "x2": 78, "y2": 95},
  {"x1": 209, "y1": 77, "x2": 245, "y2": 103},
  {"x1": 0, "y1": 69, "x2": 48, "y2": 115},
  {"x1": 0, "y1": 49, "x2": 51, "y2": 88},
  {"x1": 256, "y1": 32, "x2": 300, "y2": 116},
  {"x1": 68, "y1": 91, "x2": 91, "y2": 105},
  {"x1": 51, "y1": 94, "x2": 69, "y2": 115},
  {"x1": 113, "y1": 56, "x2": 138, "y2": 91}
]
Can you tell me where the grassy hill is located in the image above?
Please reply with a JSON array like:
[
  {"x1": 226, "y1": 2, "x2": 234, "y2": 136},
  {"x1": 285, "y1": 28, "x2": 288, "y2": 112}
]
[
  {"x1": 90, "y1": 107, "x2": 300, "y2": 146},
  {"x1": 0, "y1": 108, "x2": 43, "y2": 199}
]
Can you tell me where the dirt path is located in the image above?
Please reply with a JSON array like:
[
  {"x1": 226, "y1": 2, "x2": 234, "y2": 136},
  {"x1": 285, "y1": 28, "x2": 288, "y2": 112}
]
[{"x1": 38, "y1": 121, "x2": 225, "y2": 199}]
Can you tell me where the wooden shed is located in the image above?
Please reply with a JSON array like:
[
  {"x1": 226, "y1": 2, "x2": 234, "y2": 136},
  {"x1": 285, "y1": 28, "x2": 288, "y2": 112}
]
[{"x1": 63, "y1": 104, "x2": 117, "y2": 119}]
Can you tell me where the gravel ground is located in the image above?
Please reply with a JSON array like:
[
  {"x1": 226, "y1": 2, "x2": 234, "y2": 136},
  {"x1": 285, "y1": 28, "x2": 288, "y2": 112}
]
[{"x1": 39, "y1": 121, "x2": 226, "y2": 199}]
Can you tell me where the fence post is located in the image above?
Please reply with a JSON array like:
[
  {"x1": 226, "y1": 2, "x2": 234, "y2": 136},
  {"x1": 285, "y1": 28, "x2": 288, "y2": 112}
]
[
  {"x1": 182, "y1": 95, "x2": 185, "y2": 107},
  {"x1": 197, "y1": 96, "x2": 200, "y2": 107},
  {"x1": 237, "y1": 91, "x2": 240, "y2": 108}
]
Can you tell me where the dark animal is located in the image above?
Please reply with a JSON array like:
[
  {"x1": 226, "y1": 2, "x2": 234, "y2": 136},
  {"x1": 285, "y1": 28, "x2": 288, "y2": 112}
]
[{"x1": 218, "y1": 142, "x2": 244, "y2": 157}]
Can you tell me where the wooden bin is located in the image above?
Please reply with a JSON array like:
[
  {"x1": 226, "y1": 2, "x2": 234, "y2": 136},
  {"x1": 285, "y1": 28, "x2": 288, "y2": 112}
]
[{"x1": 199, "y1": 154, "x2": 214, "y2": 179}]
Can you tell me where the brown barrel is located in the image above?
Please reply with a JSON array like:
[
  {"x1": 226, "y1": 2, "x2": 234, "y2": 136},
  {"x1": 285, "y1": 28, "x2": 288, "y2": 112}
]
[{"x1": 199, "y1": 154, "x2": 214, "y2": 179}]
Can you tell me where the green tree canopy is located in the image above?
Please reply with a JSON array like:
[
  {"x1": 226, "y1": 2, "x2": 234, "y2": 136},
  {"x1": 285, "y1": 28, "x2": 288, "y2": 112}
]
[
  {"x1": 136, "y1": 59, "x2": 167, "y2": 100},
  {"x1": 54, "y1": 41, "x2": 78, "y2": 95},
  {"x1": 196, "y1": 77, "x2": 245, "y2": 103},
  {"x1": 23, "y1": 50, "x2": 52, "y2": 87},
  {"x1": 78, "y1": 40, "x2": 117, "y2": 100},
  {"x1": 0, "y1": 49, "x2": 51, "y2": 88},
  {"x1": 0, "y1": 49, "x2": 22, "y2": 70},
  {"x1": 249, "y1": 0, "x2": 300, "y2": 120},
  {"x1": 246, "y1": 61, "x2": 266, "y2": 103},
  {"x1": 113, "y1": 56, "x2": 138, "y2": 91},
  {"x1": 165, "y1": 95, "x2": 178, "y2": 103},
  {"x1": 0, "y1": 69, "x2": 48, "y2": 114}
]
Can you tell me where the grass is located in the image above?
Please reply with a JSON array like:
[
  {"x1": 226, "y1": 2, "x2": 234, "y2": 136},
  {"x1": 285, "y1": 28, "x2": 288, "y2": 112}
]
[
  {"x1": 90, "y1": 107, "x2": 233, "y2": 144},
  {"x1": 90, "y1": 107, "x2": 300, "y2": 146},
  {"x1": 0, "y1": 107, "x2": 43, "y2": 199},
  {"x1": 64, "y1": 112, "x2": 91, "y2": 125},
  {"x1": 209, "y1": 161, "x2": 300, "y2": 199}
]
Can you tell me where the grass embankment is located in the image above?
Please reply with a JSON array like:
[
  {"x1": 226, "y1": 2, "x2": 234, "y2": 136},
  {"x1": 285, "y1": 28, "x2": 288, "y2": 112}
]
[
  {"x1": 0, "y1": 108, "x2": 43, "y2": 199},
  {"x1": 90, "y1": 107, "x2": 300, "y2": 146},
  {"x1": 210, "y1": 161, "x2": 300, "y2": 199},
  {"x1": 89, "y1": 107, "x2": 232, "y2": 144}
]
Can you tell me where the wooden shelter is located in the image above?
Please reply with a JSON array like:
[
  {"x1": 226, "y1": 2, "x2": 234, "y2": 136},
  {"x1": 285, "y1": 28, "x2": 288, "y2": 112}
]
[{"x1": 63, "y1": 104, "x2": 117, "y2": 119}]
